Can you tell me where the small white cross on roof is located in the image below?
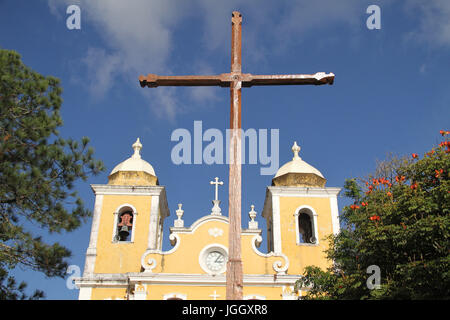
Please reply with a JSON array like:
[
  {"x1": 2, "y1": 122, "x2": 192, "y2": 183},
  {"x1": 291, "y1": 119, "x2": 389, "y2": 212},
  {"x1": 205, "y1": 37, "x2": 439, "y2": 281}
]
[{"x1": 210, "y1": 177, "x2": 224, "y2": 201}]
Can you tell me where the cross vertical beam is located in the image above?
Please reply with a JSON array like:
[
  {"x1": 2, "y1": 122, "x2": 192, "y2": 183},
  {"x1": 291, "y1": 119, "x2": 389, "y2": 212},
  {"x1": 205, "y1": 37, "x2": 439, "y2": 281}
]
[{"x1": 227, "y1": 11, "x2": 243, "y2": 300}]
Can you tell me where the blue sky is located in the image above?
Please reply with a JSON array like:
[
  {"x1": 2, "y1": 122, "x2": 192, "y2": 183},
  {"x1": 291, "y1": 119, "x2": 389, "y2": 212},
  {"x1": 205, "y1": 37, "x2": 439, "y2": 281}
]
[{"x1": 1, "y1": 0, "x2": 449, "y2": 299}]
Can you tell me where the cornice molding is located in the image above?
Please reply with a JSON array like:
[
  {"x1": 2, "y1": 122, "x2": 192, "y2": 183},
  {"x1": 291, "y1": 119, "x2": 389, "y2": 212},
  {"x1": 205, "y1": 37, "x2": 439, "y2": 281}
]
[
  {"x1": 91, "y1": 184, "x2": 166, "y2": 196},
  {"x1": 74, "y1": 273, "x2": 302, "y2": 288},
  {"x1": 267, "y1": 186, "x2": 341, "y2": 197}
]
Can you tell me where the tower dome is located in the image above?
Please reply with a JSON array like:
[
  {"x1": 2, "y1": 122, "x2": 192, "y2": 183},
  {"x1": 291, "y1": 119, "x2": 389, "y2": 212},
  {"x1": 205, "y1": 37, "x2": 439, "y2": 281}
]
[
  {"x1": 272, "y1": 142, "x2": 326, "y2": 187},
  {"x1": 108, "y1": 138, "x2": 158, "y2": 186}
]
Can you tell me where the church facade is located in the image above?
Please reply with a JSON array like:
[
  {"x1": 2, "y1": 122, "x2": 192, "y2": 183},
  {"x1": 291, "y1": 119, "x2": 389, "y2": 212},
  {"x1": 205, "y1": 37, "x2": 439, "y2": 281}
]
[{"x1": 75, "y1": 139, "x2": 340, "y2": 300}]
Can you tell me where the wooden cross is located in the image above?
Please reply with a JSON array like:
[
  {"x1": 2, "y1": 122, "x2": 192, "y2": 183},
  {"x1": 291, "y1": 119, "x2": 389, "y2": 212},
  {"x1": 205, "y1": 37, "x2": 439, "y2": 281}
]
[
  {"x1": 210, "y1": 177, "x2": 224, "y2": 201},
  {"x1": 139, "y1": 11, "x2": 334, "y2": 300}
]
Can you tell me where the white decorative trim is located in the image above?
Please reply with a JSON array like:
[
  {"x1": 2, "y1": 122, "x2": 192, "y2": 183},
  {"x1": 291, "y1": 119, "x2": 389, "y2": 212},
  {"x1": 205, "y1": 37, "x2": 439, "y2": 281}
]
[
  {"x1": 248, "y1": 205, "x2": 258, "y2": 229},
  {"x1": 281, "y1": 286, "x2": 298, "y2": 300},
  {"x1": 174, "y1": 204, "x2": 184, "y2": 228},
  {"x1": 208, "y1": 228, "x2": 224, "y2": 238},
  {"x1": 133, "y1": 283, "x2": 148, "y2": 300},
  {"x1": 171, "y1": 215, "x2": 229, "y2": 234},
  {"x1": 170, "y1": 214, "x2": 261, "y2": 236},
  {"x1": 141, "y1": 234, "x2": 181, "y2": 272},
  {"x1": 114, "y1": 203, "x2": 138, "y2": 215},
  {"x1": 168, "y1": 233, "x2": 180, "y2": 248},
  {"x1": 163, "y1": 293, "x2": 187, "y2": 300},
  {"x1": 330, "y1": 195, "x2": 340, "y2": 235},
  {"x1": 272, "y1": 253, "x2": 289, "y2": 275},
  {"x1": 251, "y1": 235, "x2": 263, "y2": 250},
  {"x1": 251, "y1": 235, "x2": 289, "y2": 275},
  {"x1": 294, "y1": 205, "x2": 319, "y2": 245},
  {"x1": 144, "y1": 258, "x2": 157, "y2": 273}
]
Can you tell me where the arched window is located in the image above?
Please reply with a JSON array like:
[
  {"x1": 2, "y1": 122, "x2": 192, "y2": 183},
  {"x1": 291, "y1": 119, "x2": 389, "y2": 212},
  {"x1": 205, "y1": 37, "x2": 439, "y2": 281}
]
[
  {"x1": 294, "y1": 206, "x2": 318, "y2": 245},
  {"x1": 163, "y1": 293, "x2": 187, "y2": 300},
  {"x1": 113, "y1": 204, "x2": 137, "y2": 243},
  {"x1": 298, "y1": 212, "x2": 314, "y2": 243},
  {"x1": 244, "y1": 295, "x2": 266, "y2": 300}
]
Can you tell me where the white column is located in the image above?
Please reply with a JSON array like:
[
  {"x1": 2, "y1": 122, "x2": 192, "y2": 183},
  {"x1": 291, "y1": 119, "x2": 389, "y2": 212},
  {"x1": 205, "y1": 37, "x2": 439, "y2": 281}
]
[
  {"x1": 272, "y1": 195, "x2": 282, "y2": 253},
  {"x1": 83, "y1": 194, "x2": 103, "y2": 276},
  {"x1": 147, "y1": 195, "x2": 160, "y2": 249},
  {"x1": 78, "y1": 287, "x2": 92, "y2": 300},
  {"x1": 330, "y1": 195, "x2": 340, "y2": 235}
]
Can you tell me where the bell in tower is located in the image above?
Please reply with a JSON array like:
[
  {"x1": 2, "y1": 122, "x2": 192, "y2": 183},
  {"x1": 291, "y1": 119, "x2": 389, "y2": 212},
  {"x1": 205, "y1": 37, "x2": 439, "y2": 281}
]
[{"x1": 117, "y1": 211, "x2": 133, "y2": 241}]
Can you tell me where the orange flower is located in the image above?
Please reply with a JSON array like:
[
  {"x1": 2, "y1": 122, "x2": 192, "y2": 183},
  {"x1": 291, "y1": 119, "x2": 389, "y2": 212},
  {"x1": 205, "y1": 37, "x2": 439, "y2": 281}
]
[
  {"x1": 440, "y1": 130, "x2": 449, "y2": 136},
  {"x1": 395, "y1": 175, "x2": 406, "y2": 183},
  {"x1": 411, "y1": 183, "x2": 418, "y2": 190},
  {"x1": 370, "y1": 215, "x2": 380, "y2": 221},
  {"x1": 435, "y1": 169, "x2": 443, "y2": 178},
  {"x1": 387, "y1": 192, "x2": 392, "y2": 197},
  {"x1": 361, "y1": 202, "x2": 368, "y2": 207},
  {"x1": 426, "y1": 150, "x2": 435, "y2": 157},
  {"x1": 412, "y1": 153, "x2": 418, "y2": 159}
]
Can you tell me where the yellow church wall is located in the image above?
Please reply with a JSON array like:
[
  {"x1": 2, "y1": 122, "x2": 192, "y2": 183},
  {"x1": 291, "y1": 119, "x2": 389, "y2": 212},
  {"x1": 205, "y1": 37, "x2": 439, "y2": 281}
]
[
  {"x1": 279, "y1": 196, "x2": 333, "y2": 274},
  {"x1": 142, "y1": 218, "x2": 285, "y2": 276},
  {"x1": 146, "y1": 285, "x2": 226, "y2": 300},
  {"x1": 94, "y1": 194, "x2": 152, "y2": 274},
  {"x1": 89, "y1": 285, "x2": 292, "y2": 300},
  {"x1": 91, "y1": 287, "x2": 128, "y2": 300},
  {"x1": 144, "y1": 285, "x2": 286, "y2": 300}
]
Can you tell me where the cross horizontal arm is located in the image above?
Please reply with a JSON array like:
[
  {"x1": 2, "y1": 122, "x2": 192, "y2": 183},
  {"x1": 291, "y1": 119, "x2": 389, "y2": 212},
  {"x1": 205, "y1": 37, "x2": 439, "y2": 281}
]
[
  {"x1": 139, "y1": 72, "x2": 334, "y2": 88},
  {"x1": 139, "y1": 74, "x2": 227, "y2": 88},
  {"x1": 244, "y1": 72, "x2": 335, "y2": 87}
]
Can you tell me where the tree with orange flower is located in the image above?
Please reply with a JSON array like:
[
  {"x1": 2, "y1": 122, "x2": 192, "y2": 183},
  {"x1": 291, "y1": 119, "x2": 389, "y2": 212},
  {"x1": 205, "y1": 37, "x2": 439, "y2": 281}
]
[{"x1": 295, "y1": 131, "x2": 449, "y2": 299}]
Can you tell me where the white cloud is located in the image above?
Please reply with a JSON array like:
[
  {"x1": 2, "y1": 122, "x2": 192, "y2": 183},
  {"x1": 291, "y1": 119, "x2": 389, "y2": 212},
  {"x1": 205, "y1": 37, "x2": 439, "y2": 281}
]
[
  {"x1": 404, "y1": 0, "x2": 450, "y2": 48},
  {"x1": 81, "y1": 47, "x2": 122, "y2": 99},
  {"x1": 48, "y1": 0, "x2": 186, "y2": 120},
  {"x1": 46, "y1": 0, "x2": 383, "y2": 120}
]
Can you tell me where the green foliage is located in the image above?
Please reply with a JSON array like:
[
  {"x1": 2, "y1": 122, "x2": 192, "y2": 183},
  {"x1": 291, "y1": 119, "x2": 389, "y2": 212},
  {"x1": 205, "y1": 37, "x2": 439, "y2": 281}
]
[
  {"x1": 0, "y1": 49, "x2": 105, "y2": 299},
  {"x1": 296, "y1": 133, "x2": 450, "y2": 299}
]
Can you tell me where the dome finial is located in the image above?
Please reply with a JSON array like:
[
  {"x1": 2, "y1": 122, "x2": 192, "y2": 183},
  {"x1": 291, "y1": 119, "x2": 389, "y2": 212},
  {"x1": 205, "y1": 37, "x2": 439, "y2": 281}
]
[
  {"x1": 132, "y1": 138, "x2": 142, "y2": 159},
  {"x1": 292, "y1": 141, "x2": 301, "y2": 160}
]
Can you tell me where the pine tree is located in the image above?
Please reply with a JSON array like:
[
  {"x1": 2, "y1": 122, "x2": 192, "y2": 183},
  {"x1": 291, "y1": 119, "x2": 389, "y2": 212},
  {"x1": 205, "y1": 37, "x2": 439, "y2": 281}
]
[
  {"x1": 0, "y1": 49, "x2": 104, "y2": 299},
  {"x1": 295, "y1": 131, "x2": 450, "y2": 299}
]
